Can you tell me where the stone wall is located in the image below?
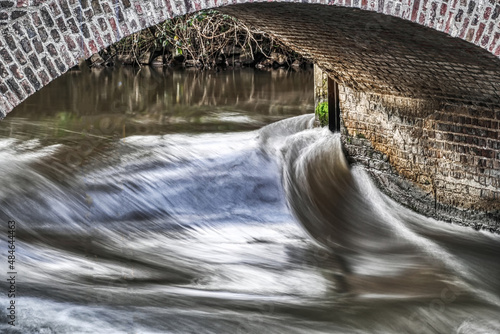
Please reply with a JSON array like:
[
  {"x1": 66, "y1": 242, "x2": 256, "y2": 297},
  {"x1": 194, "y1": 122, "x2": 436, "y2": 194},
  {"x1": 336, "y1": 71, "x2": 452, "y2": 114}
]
[{"x1": 340, "y1": 85, "x2": 500, "y2": 229}]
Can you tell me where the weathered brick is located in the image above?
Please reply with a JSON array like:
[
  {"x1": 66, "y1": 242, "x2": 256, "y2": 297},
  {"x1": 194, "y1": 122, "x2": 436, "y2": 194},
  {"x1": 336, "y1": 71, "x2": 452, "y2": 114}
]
[
  {"x1": 49, "y1": 1, "x2": 61, "y2": 16},
  {"x1": 41, "y1": 56, "x2": 58, "y2": 78},
  {"x1": 67, "y1": 18, "x2": 79, "y2": 34},
  {"x1": 102, "y1": 2, "x2": 112, "y2": 14},
  {"x1": 97, "y1": 17, "x2": 107, "y2": 31},
  {"x1": 14, "y1": 49, "x2": 26, "y2": 64},
  {"x1": 88, "y1": 40, "x2": 97, "y2": 54},
  {"x1": 91, "y1": 0, "x2": 102, "y2": 14},
  {"x1": 32, "y1": 38, "x2": 43, "y2": 53},
  {"x1": 135, "y1": 3, "x2": 143, "y2": 15},
  {"x1": 130, "y1": 19, "x2": 137, "y2": 31},
  {"x1": 50, "y1": 29, "x2": 60, "y2": 42},
  {"x1": 6, "y1": 78, "x2": 24, "y2": 99},
  {"x1": 38, "y1": 26, "x2": 48, "y2": 41},
  {"x1": 19, "y1": 38, "x2": 31, "y2": 52},
  {"x1": 37, "y1": 69, "x2": 50, "y2": 85},
  {"x1": 60, "y1": 48, "x2": 72, "y2": 67},
  {"x1": 31, "y1": 12, "x2": 42, "y2": 26},
  {"x1": 2, "y1": 30, "x2": 17, "y2": 50},
  {"x1": 75, "y1": 35, "x2": 90, "y2": 58},
  {"x1": 115, "y1": 6, "x2": 124, "y2": 22},
  {"x1": 0, "y1": 82, "x2": 8, "y2": 93},
  {"x1": 84, "y1": 9, "x2": 93, "y2": 20},
  {"x1": 56, "y1": 17, "x2": 67, "y2": 32},
  {"x1": 28, "y1": 53, "x2": 40, "y2": 69},
  {"x1": 467, "y1": 0, "x2": 475, "y2": 14},
  {"x1": 40, "y1": 7, "x2": 54, "y2": 27},
  {"x1": 24, "y1": 21, "x2": 36, "y2": 38},
  {"x1": 74, "y1": 6, "x2": 84, "y2": 23},
  {"x1": 12, "y1": 22, "x2": 24, "y2": 36},
  {"x1": 80, "y1": 23, "x2": 90, "y2": 38},
  {"x1": 59, "y1": 0, "x2": 71, "y2": 18},
  {"x1": 90, "y1": 24, "x2": 104, "y2": 48},
  {"x1": 20, "y1": 79, "x2": 33, "y2": 95},
  {"x1": 0, "y1": 48, "x2": 13, "y2": 63},
  {"x1": 46, "y1": 43, "x2": 57, "y2": 56},
  {"x1": 103, "y1": 33, "x2": 112, "y2": 45},
  {"x1": 64, "y1": 35, "x2": 76, "y2": 51},
  {"x1": 0, "y1": 1, "x2": 14, "y2": 8},
  {"x1": 0, "y1": 60, "x2": 8, "y2": 77},
  {"x1": 54, "y1": 57, "x2": 65, "y2": 72},
  {"x1": 0, "y1": 98, "x2": 11, "y2": 118},
  {"x1": 120, "y1": 22, "x2": 129, "y2": 36},
  {"x1": 108, "y1": 17, "x2": 119, "y2": 38},
  {"x1": 340, "y1": 83, "x2": 499, "y2": 219},
  {"x1": 492, "y1": 5, "x2": 500, "y2": 19},
  {"x1": 11, "y1": 10, "x2": 27, "y2": 19}
]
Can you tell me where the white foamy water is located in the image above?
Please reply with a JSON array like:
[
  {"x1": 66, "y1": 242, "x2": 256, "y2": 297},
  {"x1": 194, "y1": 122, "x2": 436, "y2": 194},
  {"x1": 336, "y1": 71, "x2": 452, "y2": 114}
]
[{"x1": 1, "y1": 111, "x2": 499, "y2": 333}]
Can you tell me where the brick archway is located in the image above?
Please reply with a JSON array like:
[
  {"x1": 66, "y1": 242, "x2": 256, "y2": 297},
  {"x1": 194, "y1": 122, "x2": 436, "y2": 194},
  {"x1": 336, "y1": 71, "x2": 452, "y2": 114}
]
[{"x1": 0, "y1": 0, "x2": 499, "y2": 116}]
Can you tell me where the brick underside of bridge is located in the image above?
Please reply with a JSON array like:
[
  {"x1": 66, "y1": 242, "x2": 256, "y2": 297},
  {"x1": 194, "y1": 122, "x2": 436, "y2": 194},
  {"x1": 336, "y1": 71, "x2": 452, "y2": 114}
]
[{"x1": 0, "y1": 0, "x2": 499, "y2": 227}]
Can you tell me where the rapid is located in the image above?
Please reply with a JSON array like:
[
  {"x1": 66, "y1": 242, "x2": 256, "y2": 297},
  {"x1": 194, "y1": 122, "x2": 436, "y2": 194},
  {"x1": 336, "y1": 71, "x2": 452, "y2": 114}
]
[{"x1": 0, "y1": 68, "x2": 499, "y2": 334}]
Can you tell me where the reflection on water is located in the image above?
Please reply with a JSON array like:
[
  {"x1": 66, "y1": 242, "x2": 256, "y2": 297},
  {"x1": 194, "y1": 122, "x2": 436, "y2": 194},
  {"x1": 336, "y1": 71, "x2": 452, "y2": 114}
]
[
  {"x1": 8, "y1": 66, "x2": 313, "y2": 140},
  {"x1": 1, "y1": 69, "x2": 500, "y2": 334}
]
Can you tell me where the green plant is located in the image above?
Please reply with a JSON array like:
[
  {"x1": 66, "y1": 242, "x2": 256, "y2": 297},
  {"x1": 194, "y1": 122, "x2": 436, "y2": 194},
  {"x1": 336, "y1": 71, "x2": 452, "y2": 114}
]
[
  {"x1": 315, "y1": 102, "x2": 328, "y2": 127},
  {"x1": 356, "y1": 133, "x2": 366, "y2": 139}
]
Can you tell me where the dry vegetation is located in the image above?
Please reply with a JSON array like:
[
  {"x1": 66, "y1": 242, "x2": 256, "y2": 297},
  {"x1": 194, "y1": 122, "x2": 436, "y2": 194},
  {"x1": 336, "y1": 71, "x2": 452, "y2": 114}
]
[{"x1": 90, "y1": 10, "x2": 310, "y2": 69}]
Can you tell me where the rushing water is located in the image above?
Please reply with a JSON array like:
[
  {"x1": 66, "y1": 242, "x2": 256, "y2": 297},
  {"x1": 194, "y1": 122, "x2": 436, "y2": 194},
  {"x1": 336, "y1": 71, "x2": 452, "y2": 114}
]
[{"x1": 1, "y1": 67, "x2": 499, "y2": 334}]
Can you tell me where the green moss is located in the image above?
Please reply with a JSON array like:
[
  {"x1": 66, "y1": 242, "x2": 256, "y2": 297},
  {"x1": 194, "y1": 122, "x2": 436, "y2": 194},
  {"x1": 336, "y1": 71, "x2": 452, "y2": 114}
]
[
  {"x1": 315, "y1": 102, "x2": 328, "y2": 127},
  {"x1": 356, "y1": 133, "x2": 366, "y2": 139}
]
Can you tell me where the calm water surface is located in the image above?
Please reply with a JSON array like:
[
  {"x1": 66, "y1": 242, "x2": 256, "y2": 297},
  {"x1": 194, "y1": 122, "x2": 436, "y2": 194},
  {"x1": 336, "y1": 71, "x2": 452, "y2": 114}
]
[{"x1": 0, "y1": 67, "x2": 499, "y2": 334}]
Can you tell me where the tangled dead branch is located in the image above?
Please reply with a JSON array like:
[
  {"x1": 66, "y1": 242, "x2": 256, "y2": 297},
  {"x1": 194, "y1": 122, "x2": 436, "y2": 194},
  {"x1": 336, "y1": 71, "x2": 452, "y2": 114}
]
[{"x1": 94, "y1": 10, "x2": 310, "y2": 69}]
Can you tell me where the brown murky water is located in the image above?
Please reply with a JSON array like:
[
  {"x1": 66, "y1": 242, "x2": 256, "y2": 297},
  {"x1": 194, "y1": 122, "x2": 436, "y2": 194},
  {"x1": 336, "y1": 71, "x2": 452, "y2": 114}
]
[{"x1": 6, "y1": 66, "x2": 313, "y2": 138}]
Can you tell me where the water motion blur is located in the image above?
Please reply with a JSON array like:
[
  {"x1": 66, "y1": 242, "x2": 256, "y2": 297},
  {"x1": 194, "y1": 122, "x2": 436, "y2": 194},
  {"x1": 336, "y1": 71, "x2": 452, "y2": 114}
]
[{"x1": 0, "y1": 67, "x2": 499, "y2": 333}]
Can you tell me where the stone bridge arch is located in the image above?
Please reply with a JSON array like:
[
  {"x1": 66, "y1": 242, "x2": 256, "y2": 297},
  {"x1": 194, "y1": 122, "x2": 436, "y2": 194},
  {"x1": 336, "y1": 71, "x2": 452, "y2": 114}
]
[
  {"x1": 0, "y1": 0, "x2": 500, "y2": 226},
  {"x1": 0, "y1": 0, "x2": 498, "y2": 115}
]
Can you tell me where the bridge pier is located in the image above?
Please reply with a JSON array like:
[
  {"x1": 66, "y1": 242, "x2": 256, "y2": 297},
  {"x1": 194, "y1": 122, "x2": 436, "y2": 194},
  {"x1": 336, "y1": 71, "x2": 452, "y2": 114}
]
[
  {"x1": 314, "y1": 65, "x2": 340, "y2": 132},
  {"x1": 340, "y1": 86, "x2": 500, "y2": 229}
]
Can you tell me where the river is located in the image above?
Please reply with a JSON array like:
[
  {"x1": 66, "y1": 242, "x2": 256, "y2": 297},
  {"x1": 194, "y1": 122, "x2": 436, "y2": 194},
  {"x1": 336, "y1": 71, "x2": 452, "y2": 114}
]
[{"x1": 0, "y1": 67, "x2": 499, "y2": 334}]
